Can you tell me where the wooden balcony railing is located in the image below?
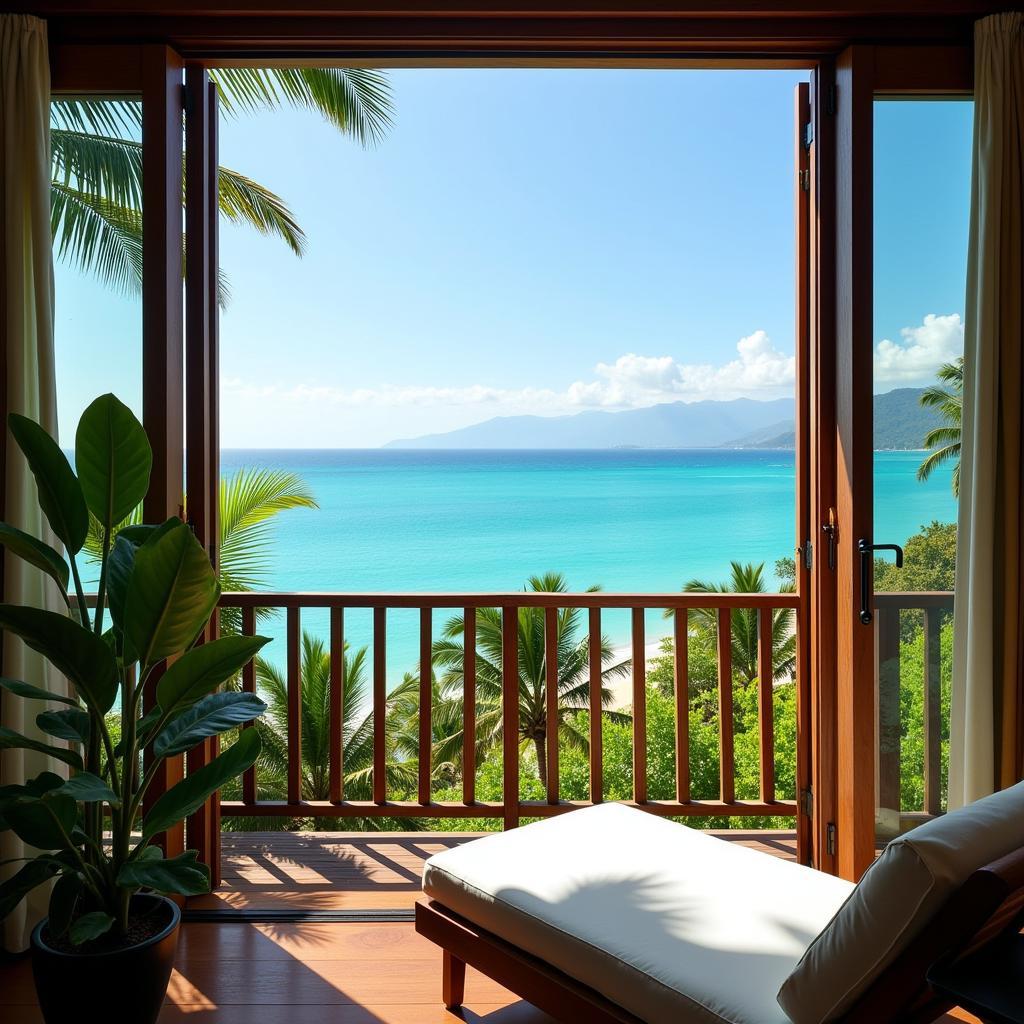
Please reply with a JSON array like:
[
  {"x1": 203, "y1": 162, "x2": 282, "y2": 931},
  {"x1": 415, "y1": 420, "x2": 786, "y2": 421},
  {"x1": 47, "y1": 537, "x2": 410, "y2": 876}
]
[
  {"x1": 217, "y1": 591, "x2": 803, "y2": 828},
  {"x1": 874, "y1": 591, "x2": 954, "y2": 824}
]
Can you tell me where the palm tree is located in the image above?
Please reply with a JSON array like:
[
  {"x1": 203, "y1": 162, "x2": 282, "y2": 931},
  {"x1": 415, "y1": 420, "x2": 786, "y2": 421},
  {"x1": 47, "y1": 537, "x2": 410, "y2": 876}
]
[
  {"x1": 233, "y1": 631, "x2": 428, "y2": 831},
  {"x1": 665, "y1": 561, "x2": 796, "y2": 686},
  {"x1": 51, "y1": 69, "x2": 393, "y2": 292},
  {"x1": 430, "y1": 573, "x2": 630, "y2": 789},
  {"x1": 917, "y1": 357, "x2": 963, "y2": 498}
]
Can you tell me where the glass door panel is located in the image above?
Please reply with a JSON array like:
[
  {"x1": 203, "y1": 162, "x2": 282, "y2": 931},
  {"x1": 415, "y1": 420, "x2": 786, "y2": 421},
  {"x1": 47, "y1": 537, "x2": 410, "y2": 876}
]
[{"x1": 872, "y1": 98, "x2": 972, "y2": 843}]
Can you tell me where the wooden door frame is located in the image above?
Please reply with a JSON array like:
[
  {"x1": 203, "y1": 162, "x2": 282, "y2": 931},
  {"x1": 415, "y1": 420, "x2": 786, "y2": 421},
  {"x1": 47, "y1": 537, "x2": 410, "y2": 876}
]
[
  {"x1": 829, "y1": 42, "x2": 973, "y2": 880},
  {"x1": 183, "y1": 65, "x2": 222, "y2": 883},
  {"x1": 44, "y1": 31, "x2": 972, "y2": 884}
]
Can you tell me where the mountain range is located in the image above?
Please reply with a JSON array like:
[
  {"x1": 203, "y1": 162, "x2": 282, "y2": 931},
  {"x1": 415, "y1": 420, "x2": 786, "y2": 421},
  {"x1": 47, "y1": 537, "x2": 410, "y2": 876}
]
[{"x1": 384, "y1": 387, "x2": 943, "y2": 450}]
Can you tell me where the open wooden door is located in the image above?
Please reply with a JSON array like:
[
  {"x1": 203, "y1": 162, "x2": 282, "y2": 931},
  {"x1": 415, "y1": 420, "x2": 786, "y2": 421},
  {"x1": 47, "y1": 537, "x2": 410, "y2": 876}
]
[{"x1": 183, "y1": 65, "x2": 222, "y2": 883}]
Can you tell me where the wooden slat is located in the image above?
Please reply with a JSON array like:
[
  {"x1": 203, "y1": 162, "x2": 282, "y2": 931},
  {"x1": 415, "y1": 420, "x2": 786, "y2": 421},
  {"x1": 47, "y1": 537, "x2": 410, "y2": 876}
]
[
  {"x1": 544, "y1": 606, "x2": 559, "y2": 805},
  {"x1": 373, "y1": 607, "x2": 387, "y2": 805},
  {"x1": 287, "y1": 606, "x2": 302, "y2": 806},
  {"x1": 875, "y1": 605, "x2": 901, "y2": 815},
  {"x1": 463, "y1": 608, "x2": 476, "y2": 806},
  {"x1": 589, "y1": 607, "x2": 603, "y2": 804},
  {"x1": 674, "y1": 609, "x2": 690, "y2": 803},
  {"x1": 502, "y1": 606, "x2": 519, "y2": 830},
  {"x1": 758, "y1": 607, "x2": 776, "y2": 803},
  {"x1": 923, "y1": 608, "x2": 942, "y2": 816},
  {"x1": 330, "y1": 606, "x2": 344, "y2": 804},
  {"x1": 718, "y1": 607, "x2": 734, "y2": 804},
  {"x1": 419, "y1": 607, "x2": 432, "y2": 805},
  {"x1": 218, "y1": 591, "x2": 801, "y2": 610},
  {"x1": 241, "y1": 604, "x2": 257, "y2": 807},
  {"x1": 632, "y1": 608, "x2": 647, "y2": 804}
]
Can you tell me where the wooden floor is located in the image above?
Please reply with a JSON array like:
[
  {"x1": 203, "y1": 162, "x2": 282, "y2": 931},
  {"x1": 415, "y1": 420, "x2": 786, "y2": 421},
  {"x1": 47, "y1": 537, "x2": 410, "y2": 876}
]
[
  {"x1": 0, "y1": 830, "x2": 980, "y2": 1022},
  {"x1": 0, "y1": 919, "x2": 983, "y2": 1023},
  {"x1": 192, "y1": 828, "x2": 801, "y2": 913}
]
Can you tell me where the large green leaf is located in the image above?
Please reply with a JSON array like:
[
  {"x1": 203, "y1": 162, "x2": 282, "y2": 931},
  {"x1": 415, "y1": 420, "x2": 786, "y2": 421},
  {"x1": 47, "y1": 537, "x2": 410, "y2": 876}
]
[
  {"x1": 56, "y1": 771, "x2": 120, "y2": 806},
  {"x1": 48, "y1": 872, "x2": 83, "y2": 937},
  {"x1": 125, "y1": 522, "x2": 219, "y2": 667},
  {"x1": 75, "y1": 394, "x2": 152, "y2": 531},
  {"x1": 0, "y1": 859, "x2": 57, "y2": 920},
  {"x1": 36, "y1": 708, "x2": 90, "y2": 744},
  {"x1": 5, "y1": 793, "x2": 78, "y2": 850},
  {"x1": 143, "y1": 728, "x2": 260, "y2": 840},
  {"x1": 105, "y1": 533, "x2": 137, "y2": 631},
  {"x1": 70, "y1": 911, "x2": 113, "y2": 945},
  {"x1": 0, "y1": 523, "x2": 69, "y2": 600},
  {"x1": 0, "y1": 728, "x2": 83, "y2": 771},
  {"x1": 154, "y1": 692, "x2": 266, "y2": 758},
  {"x1": 0, "y1": 677, "x2": 76, "y2": 706},
  {"x1": 117, "y1": 849, "x2": 209, "y2": 896},
  {"x1": 0, "y1": 605, "x2": 117, "y2": 713},
  {"x1": 7, "y1": 414, "x2": 89, "y2": 554},
  {"x1": 155, "y1": 634, "x2": 270, "y2": 713}
]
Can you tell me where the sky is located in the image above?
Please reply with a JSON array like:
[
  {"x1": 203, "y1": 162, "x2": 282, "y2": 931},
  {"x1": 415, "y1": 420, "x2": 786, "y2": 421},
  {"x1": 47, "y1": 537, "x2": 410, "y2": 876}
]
[{"x1": 52, "y1": 70, "x2": 973, "y2": 447}]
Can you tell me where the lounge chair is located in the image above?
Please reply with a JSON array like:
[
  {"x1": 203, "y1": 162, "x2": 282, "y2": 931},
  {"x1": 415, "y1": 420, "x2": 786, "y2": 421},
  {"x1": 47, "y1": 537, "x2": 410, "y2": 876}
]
[{"x1": 416, "y1": 785, "x2": 1024, "y2": 1023}]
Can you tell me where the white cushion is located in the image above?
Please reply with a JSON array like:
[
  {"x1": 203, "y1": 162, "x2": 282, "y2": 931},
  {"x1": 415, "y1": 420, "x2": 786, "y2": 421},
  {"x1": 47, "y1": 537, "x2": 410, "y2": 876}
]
[
  {"x1": 422, "y1": 803, "x2": 853, "y2": 1024},
  {"x1": 778, "y1": 781, "x2": 1024, "y2": 1024}
]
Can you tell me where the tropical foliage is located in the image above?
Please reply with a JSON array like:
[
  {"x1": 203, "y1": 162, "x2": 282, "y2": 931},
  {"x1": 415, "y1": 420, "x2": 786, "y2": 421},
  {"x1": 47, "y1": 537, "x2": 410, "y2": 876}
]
[
  {"x1": 222, "y1": 632, "x2": 433, "y2": 831},
  {"x1": 0, "y1": 396, "x2": 266, "y2": 946},
  {"x1": 917, "y1": 357, "x2": 963, "y2": 497},
  {"x1": 429, "y1": 573, "x2": 630, "y2": 788},
  {"x1": 51, "y1": 69, "x2": 393, "y2": 293},
  {"x1": 85, "y1": 467, "x2": 317, "y2": 634},
  {"x1": 657, "y1": 561, "x2": 796, "y2": 693}
]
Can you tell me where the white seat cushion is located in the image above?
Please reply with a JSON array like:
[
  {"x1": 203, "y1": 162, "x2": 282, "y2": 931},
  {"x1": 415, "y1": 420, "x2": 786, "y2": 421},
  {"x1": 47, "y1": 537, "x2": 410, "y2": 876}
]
[
  {"x1": 422, "y1": 803, "x2": 853, "y2": 1024},
  {"x1": 778, "y1": 781, "x2": 1024, "y2": 1024}
]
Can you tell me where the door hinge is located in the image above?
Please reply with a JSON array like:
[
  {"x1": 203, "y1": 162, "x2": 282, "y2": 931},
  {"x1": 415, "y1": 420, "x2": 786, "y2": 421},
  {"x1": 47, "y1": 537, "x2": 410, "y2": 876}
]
[
  {"x1": 802, "y1": 542, "x2": 813, "y2": 571},
  {"x1": 800, "y1": 787, "x2": 813, "y2": 817},
  {"x1": 799, "y1": 168, "x2": 811, "y2": 192},
  {"x1": 826, "y1": 822, "x2": 837, "y2": 857},
  {"x1": 826, "y1": 84, "x2": 837, "y2": 116},
  {"x1": 803, "y1": 121, "x2": 814, "y2": 149}
]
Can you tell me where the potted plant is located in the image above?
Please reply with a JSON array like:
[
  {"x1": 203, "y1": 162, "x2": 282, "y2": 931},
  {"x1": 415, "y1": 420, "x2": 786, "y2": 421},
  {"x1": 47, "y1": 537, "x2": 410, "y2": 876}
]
[{"x1": 0, "y1": 394, "x2": 269, "y2": 1023}]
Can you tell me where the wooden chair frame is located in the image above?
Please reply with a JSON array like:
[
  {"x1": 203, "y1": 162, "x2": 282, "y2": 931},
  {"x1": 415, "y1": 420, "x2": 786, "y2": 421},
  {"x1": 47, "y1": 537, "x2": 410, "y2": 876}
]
[{"x1": 415, "y1": 845, "x2": 1024, "y2": 1023}]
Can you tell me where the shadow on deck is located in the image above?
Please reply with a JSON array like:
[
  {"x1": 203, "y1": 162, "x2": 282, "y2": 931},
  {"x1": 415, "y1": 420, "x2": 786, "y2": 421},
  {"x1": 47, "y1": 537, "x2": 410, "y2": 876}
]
[{"x1": 189, "y1": 829, "x2": 798, "y2": 914}]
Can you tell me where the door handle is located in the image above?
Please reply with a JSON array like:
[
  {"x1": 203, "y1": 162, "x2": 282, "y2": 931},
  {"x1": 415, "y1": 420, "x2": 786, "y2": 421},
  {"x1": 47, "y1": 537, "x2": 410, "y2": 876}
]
[{"x1": 857, "y1": 540, "x2": 904, "y2": 625}]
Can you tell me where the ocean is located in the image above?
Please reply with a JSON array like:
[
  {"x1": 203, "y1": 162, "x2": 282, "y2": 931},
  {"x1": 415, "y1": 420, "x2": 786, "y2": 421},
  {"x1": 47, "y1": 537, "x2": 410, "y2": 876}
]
[{"x1": 217, "y1": 448, "x2": 958, "y2": 676}]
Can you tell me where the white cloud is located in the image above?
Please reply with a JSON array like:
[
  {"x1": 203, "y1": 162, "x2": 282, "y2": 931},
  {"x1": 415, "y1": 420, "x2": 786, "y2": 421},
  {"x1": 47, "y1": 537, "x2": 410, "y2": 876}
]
[
  {"x1": 566, "y1": 331, "x2": 795, "y2": 408},
  {"x1": 874, "y1": 313, "x2": 964, "y2": 386}
]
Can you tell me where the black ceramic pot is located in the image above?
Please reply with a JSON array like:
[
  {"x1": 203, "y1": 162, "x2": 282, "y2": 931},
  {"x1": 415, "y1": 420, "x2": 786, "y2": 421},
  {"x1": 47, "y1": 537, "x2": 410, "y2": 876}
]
[{"x1": 30, "y1": 893, "x2": 181, "y2": 1024}]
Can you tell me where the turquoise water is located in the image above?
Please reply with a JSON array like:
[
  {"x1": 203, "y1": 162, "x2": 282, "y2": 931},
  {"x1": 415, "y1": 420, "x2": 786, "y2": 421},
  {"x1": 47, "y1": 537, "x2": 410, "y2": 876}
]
[{"x1": 218, "y1": 449, "x2": 957, "y2": 677}]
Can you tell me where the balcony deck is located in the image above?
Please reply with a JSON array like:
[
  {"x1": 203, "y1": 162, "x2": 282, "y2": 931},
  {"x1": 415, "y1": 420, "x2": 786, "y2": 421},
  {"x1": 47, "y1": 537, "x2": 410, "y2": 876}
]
[{"x1": 192, "y1": 828, "x2": 801, "y2": 914}]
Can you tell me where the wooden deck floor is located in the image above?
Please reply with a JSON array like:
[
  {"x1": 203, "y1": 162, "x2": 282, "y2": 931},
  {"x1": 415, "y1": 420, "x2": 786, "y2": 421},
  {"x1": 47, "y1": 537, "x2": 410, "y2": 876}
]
[
  {"x1": 0, "y1": 919, "x2": 983, "y2": 1024},
  {"x1": 192, "y1": 828, "x2": 801, "y2": 913}
]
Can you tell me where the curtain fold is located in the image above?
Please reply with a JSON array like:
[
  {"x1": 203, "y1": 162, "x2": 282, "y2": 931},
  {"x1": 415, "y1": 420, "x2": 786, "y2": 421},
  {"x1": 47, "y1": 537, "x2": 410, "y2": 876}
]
[
  {"x1": 949, "y1": 11, "x2": 1024, "y2": 810},
  {"x1": 0, "y1": 13, "x2": 67, "y2": 953}
]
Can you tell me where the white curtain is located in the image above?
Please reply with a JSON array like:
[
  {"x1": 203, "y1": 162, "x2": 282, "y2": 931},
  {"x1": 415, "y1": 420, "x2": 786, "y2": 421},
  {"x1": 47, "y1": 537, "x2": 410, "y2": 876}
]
[
  {"x1": 949, "y1": 11, "x2": 1024, "y2": 810},
  {"x1": 0, "y1": 13, "x2": 68, "y2": 953}
]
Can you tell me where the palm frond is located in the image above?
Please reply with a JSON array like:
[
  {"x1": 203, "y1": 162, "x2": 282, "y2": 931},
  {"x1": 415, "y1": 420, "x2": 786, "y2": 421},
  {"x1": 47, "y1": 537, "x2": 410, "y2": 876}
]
[
  {"x1": 218, "y1": 468, "x2": 318, "y2": 594},
  {"x1": 51, "y1": 97, "x2": 141, "y2": 138},
  {"x1": 50, "y1": 182, "x2": 143, "y2": 295},
  {"x1": 211, "y1": 67, "x2": 393, "y2": 146},
  {"x1": 51, "y1": 129, "x2": 144, "y2": 211},
  {"x1": 217, "y1": 165, "x2": 306, "y2": 255}
]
